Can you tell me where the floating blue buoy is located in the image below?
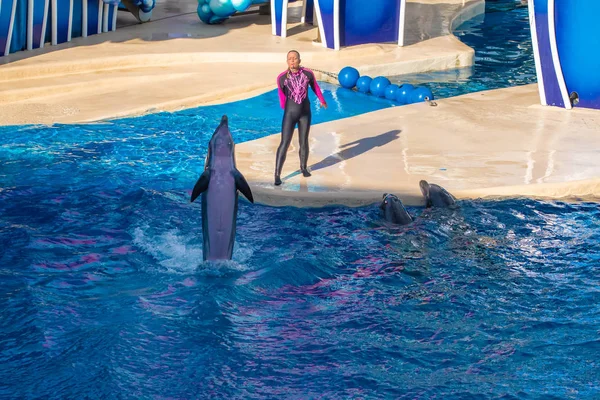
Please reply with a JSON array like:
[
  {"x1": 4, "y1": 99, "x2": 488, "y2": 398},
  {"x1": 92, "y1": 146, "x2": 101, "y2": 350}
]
[
  {"x1": 395, "y1": 84, "x2": 415, "y2": 104},
  {"x1": 356, "y1": 76, "x2": 373, "y2": 93},
  {"x1": 338, "y1": 66, "x2": 360, "y2": 89},
  {"x1": 410, "y1": 86, "x2": 434, "y2": 103},
  {"x1": 384, "y1": 84, "x2": 400, "y2": 100},
  {"x1": 370, "y1": 76, "x2": 391, "y2": 98}
]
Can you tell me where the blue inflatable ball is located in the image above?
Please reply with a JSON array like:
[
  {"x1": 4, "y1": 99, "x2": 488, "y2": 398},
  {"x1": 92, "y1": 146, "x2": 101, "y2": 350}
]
[
  {"x1": 385, "y1": 84, "x2": 399, "y2": 100},
  {"x1": 231, "y1": 0, "x2": 252, "y2": 11},
  {"x1": 356, "y1": 76, "x2": 373, "y2": 93},
  {"x1": 139, "y1": 0, "x2": 155, "y2": 13},
  {"x1": 197, "y1": 3, "x2": 214, "y2": 24},
  {"x1": 209, "y1": 0, "x2": 235, "y2": 17},
  {"x1": 370, "y1": 76, "x2": 391, "y2": 98},
  {"x1": 338, "y1": 66, "x2": 360, "y2": 89},
  {"x1": 232, "y1": 0, "x2": 253, "y2": 11},
  {"x1": 395, "y1": 84, "x2": 415, "y2": 104},
  {"x1": 410, "y1": 86, "x2": 435, "y2": 103}
]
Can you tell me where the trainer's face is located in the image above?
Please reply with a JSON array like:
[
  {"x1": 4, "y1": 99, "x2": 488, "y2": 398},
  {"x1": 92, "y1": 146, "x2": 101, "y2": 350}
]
[{"x1": 287, "y1": 52, "x2": 300, "y2": 70}]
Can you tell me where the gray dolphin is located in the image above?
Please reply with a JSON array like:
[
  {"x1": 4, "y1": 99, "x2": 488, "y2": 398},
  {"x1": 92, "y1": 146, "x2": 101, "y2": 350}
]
[
  {"x1": 419, "y1": 180, "x2": 456, "y2": 207},
  {"x1": 380, "y1": 193, "x2": 413, "y2": 225},
  {"x1": 190, "y1": 115, "x2": 254, "y2": 261}
]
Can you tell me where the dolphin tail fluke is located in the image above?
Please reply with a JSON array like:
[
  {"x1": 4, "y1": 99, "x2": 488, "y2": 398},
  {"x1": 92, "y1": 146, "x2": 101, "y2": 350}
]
[
  {"x1": 233, "y1": 169, "x2": 254, "y2": 203},
  {"x1": 191, "y1": 170, "x2": 211, "y2": 203}
]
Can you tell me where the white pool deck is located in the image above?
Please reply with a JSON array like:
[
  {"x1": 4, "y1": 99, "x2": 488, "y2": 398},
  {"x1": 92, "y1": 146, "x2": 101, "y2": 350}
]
[
  {"x1": 1, "y1": 0, "x2": 599, "y2": 206},
  {"x1": 0, "y1": 0, "x2": 477, "y2": 124}
]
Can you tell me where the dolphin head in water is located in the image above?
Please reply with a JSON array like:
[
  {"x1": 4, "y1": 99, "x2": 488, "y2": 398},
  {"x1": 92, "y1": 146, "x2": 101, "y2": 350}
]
[
  {"x1": 419, "y1": 180, "x2": 456, "y2": 208},
  {"x1": 380, "y1": 193, "x2": 413, "y2": 225}
]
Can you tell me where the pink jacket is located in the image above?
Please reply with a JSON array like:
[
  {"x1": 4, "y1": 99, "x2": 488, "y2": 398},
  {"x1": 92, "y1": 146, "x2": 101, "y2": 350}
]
[{"x1": 277, "y1": 67, "x2": 326, "y2": 109}]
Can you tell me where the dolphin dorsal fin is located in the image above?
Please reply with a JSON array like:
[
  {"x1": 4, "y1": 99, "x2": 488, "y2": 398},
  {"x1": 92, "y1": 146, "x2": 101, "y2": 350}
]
[
  {"x1": 419, "y1": 180, "x2": 432, "y2": 208},
  {"x1": 233, "y1": 169, "x2": 254, "y2": 203},
  {"x1": 191, "y1": 170, "x2": 211, "y2": 203}
]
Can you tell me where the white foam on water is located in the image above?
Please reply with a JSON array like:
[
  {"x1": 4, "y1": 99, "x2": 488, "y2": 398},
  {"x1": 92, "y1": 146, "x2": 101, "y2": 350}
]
[
  {"x1": 196, "y1": 246, "x2": 255, "y2": 277},
  {"x1": 132, "y1": 226, "x2": 254, "y2": 275},
  {"x1": 132, "y1": 226, "x2": 203, "y2": 274}
]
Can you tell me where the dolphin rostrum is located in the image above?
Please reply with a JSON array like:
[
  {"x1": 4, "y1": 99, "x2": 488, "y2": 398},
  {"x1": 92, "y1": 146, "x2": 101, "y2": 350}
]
[
  {"x1": 419, "y1": 180, "x2": 456, "y2": 208},
  {"x1": 190, "y1": 115, "x2": 254, "y2": 261},
  {"x1": 380, "y1": 193, "x2": 413, "y2": 225}
]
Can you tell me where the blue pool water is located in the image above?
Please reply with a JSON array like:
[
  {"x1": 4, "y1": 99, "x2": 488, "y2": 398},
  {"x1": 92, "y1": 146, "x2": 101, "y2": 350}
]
[
  {"x1": 389, "y1": 0, "x2": 536, "y2": 99},
  {"x1": 2, "y1": 192, "x2": 600, "y2": 398},
  {"x1": 3, "y1": 0, "x2": 600, "y2": 398},
  {"x1": 0, "y1": 82, "x2": 392, "y2": 193}
]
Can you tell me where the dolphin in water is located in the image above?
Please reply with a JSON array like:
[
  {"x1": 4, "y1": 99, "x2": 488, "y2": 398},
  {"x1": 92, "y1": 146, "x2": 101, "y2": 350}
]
[
  {"x1": 190, "y1": 115, "x2": 254, "y2": 261},
  {"x1": 419, "y1": 180, "x2": 456, "y2": 208},
  {"x1": 380, "y1": 193, "x2": 413, "y2": 225}
]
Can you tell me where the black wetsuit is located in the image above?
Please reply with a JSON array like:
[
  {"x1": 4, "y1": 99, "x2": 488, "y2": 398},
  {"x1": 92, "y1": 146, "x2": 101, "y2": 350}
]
[{"x1": 275, "y1": 67, "x2": 326, "y2": 184}]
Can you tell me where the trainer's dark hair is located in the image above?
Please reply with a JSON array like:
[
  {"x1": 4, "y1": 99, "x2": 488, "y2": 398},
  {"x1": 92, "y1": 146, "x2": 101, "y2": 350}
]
[{"x1": 287, "y1": 50, "x2": 301, "y2": 59}]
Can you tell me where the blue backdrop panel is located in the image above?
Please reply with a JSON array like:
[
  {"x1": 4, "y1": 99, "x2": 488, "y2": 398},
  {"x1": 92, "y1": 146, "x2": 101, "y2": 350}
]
[
  {"x1": 304, "y1": 0, "x2": 313, "y2": 24},
  {"x1": 0, "y1": 0, "x2": 17, "y2": 56},
  {"x1": 55, "y1": 0, "x2": 71, "y2": 43},
  {"x1": 71, "y1": 0, "x2": 82, "y2": 37},
  {"x1": 340, "y1": 0, "x2": 399, "y2": 47},
  {"x1": 107, "y1": 3, "x2": 116, "y2": 31},
  {"x1": 316, "y1": 0, "x2": 334, "y2": 49},
  {"x1": 32, "y1": 0, "x2": 49, "y2": 48},
  {"x1": 272, "y1": 0, "x2": 284, "y2": 36},
  {"x1": 531, "y1": 0, "x2": 564, "y2": 107},
  {"x1": 554, "y1": 0, "x2": 600, "y2": 109},
  {"x1": 9, "y1": 0, "x2": 26, "y2": 53},
  {"x1": 87, "y1": 0, "x2": 101, "y2": 35}
]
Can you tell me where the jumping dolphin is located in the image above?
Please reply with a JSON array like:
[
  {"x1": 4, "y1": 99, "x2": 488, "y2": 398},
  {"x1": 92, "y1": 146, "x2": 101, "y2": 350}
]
[
  {"x1": 380, "y1": 193, "x2": 413, "y2": 225},
  {"x1": 190, "y1": 115, "x2": 254, "y2": 261},
  {"x1": 419, "y1": 180, "x2": 456, "y2": 208}
]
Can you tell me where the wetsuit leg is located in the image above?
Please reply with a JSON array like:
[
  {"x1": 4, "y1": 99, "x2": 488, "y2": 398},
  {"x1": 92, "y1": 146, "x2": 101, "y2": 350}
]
[
  {"x1": 275, "y1": 107, "x2": 298, "y2": 185},
  {"x1": 297, "y1": 101, "x2": 312, "y2": 177}
]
